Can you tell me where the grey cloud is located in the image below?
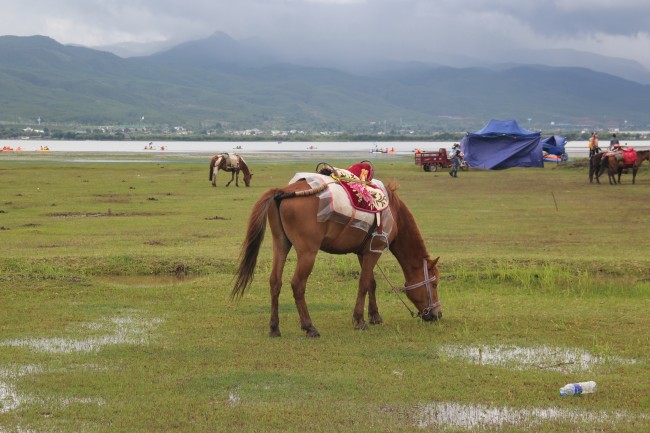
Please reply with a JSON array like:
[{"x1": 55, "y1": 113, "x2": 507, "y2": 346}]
[{"x1": 0, "y1": 0, "x2": 649, "y2": 69}]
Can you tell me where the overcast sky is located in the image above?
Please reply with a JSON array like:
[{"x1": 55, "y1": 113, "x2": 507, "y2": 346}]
[{"x1": 2, "y1": 0, "x2": 650, "y2": 69}]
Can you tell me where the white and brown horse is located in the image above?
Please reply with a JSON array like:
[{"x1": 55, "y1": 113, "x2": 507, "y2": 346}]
[{"x1": 209, "y1": 153, "x2": 252, "y2": 187}]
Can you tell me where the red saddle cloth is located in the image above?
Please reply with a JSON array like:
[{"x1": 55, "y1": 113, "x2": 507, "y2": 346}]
[
  {"x1": 335, "y1": 163, "x2": 388, "y2": 213},
  {"x1": 623, "y1": 148, "x2": 637, "y2": 165}
]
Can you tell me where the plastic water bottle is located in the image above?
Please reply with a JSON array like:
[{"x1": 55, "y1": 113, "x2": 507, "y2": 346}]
[{"x1": 560, "y1": 381, "x2": 597, "y2": 396}]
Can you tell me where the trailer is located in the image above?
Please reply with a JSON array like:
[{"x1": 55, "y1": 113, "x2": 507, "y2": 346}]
[{"x1": 415, "y1": 149, "x2": 467, "y2": 172}]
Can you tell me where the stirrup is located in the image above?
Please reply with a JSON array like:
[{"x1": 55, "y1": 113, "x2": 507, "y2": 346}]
[{"x1": 369, "y1": 231, "x2": 389, "y2": 253}]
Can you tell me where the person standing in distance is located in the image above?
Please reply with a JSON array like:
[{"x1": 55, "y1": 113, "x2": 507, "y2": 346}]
[
  {"x1": 449, "y1": 143, "x2": 462, "y2": 178},
  {"x1": 588, "y1": 132, "x2": 599, "y2": 158}
]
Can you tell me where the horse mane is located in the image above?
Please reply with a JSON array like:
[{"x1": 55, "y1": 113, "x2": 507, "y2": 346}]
[
  {"x1": 239, "y1": 156, "x2": 251, "y2": 176},
  {"x1": 385, "y1": 181, "x2": 430, "y2": 260}
]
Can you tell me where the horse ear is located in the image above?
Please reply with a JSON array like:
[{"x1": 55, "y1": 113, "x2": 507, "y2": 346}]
[{"x1": 430, "y1": 256, "x2": 440, "y2": 266}]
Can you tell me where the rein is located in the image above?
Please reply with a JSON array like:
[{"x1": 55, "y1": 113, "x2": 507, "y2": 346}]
[{"x1": 377, "y1": 259, "x2": 440, "y2": 319}]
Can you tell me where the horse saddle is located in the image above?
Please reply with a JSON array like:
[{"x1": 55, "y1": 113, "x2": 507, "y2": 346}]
[
  {"x1": 288, "y1": 166, "x2": 394, "y2": 246},
  {"x1": 315, "y1": 162, "x2": 388, "y2": 213},
  {"x1": 222, "y1": 153, "x2": 240, "y2": 169},
  {"x1": 623, "y1": 148, "x2": 637, "y2": 165}
]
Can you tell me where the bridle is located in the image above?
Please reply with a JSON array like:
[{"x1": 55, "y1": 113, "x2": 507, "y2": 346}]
[{"x1": 378, "y1": 259, "x2": 441, "y2": 319}]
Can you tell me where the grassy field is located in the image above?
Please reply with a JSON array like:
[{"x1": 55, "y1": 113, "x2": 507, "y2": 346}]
[{"x1": 1, "y1": 152, "x2": 649, "y2": 432}]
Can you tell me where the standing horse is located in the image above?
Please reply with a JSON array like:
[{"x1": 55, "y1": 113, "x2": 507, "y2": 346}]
[
  {"x1": 596, "y1": 149, "x2": 650, "y2": 185},
  {"x1": 232, "y1": 170, "x2": 442, "y2": 337},
  {"x1": 209, "y1": 153, "x2": 252, "y2": 187},
  {"x1": 595, "y1": 153, "x2": 624, "y2": 185},
  {"x1": 589, "y1": 151, "x2": 605, "y2": 184},
  {"x1": 632, "y1": 150, "x2": 650, "y2": 184}
]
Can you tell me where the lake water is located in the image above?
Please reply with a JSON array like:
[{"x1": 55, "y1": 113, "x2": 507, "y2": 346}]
[{"x1": 2, "y1": 139, "x2": 650, "y2": 158}]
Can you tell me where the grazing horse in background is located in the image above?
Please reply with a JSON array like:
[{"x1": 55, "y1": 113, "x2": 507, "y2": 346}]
[
  {"x1": 209, "y1": 153, "x2": 252, "y2": 187},
  {"x1": 632, "y1": 150, "x2": 650, "y2": 184},
  {"x1": 232, "y1": 165, "x2": 442, "y2": 337}
]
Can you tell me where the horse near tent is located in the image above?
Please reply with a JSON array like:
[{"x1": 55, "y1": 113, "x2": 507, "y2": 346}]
[
  {"x1": 594, "y1": 149, "x2": 650, "y2": 185},
  {"x1": 209, "y1": 153, "x2": 252, "y2": 187},
  {"x1": 231, "y1": 162, "x2": 442, "y2": 337}
]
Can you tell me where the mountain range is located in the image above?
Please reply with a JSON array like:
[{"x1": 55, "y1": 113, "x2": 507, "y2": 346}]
[{"x1": 1, "y1": 32, "x2": 649, "y2": 132}]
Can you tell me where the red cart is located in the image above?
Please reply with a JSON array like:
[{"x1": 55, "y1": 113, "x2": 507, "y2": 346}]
[{"x1": 415, "y1": 148, "x2": 468, "y2": 172}]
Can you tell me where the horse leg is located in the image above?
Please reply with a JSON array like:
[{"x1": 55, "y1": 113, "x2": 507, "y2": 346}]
[
  {"x1": 355, "y1": 254, "x2": 382, "y2": 328},
  {"x1": 633, "y1": 167, "x2": 638, "y2": 184},
  {"x1": 595, "y1": 158, "x2": 605, "y2": 184},
  {"x1": 226, "y1": 171, "x2": 234, "y2": 187},
  {"x1": 290, "y1": 251, "x2": 320, "y2": 337},
  {"x1": 235, "y1": 171, "x2": 240, "y2": 187},
  {"x1": 211, "y1": 173, "x2": 217, "y2": 187},
  {"x1": 269, "y1": 243, "x2": 290, "y2": 338},
  {"x1": 266, "y1": 200, "x2": 293, "y2": 337}
]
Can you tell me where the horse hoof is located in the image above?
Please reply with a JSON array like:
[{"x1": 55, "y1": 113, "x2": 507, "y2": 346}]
[
  {"x1": 304, "y1": 326, "x2": 320, "y2": 337},
  {"x1": 353, "y1": 319, "x2": 369, "y2": 330},
  {"x1": 369, "y1": 313, "x2": 383, "y2": 325},
  {"x1": 269, "y1": 330, "x2": 281, "y2": 338}
]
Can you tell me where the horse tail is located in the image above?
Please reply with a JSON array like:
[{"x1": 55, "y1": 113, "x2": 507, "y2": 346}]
[
  {"x1": 231, "y1": 189, "x2": 278, "y2": 299},
  {"x1": 209, "y1": 155, "x2": 218, "y2": 180}
]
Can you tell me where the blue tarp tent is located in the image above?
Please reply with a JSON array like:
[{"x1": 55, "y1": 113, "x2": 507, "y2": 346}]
[
  {"x1": 460, "y1": 119, "x2": 543, "y2": 169},
  {"x1": 541, "y1": 135, "x2": 567, "y2": 157}
]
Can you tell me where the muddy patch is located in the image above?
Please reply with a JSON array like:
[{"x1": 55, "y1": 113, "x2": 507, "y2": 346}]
[
  {"x1": 46, "y1": 211, "x2": 163, "y2": 218},
  {"x1": 97, "y1": 275, "x2": 190, "y2": 287}
]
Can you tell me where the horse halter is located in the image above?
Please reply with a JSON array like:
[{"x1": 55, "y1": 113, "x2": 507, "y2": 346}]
[
  {"x1": 379, "y1": 258, "x2": 441, "y2": 319},
  {"x1": 401, "y1": 259, "x2": 441, "y2": 319}
]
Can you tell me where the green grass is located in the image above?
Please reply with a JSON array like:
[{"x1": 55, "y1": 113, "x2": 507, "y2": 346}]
[{"x1": 0, "y1": 153, "x2": 649, "y2": 432}]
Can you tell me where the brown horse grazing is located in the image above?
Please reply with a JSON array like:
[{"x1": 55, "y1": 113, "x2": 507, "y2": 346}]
[
  {"x1": 209, "y1": 153, "x2": 252, "y2": 187},
  {"x1": 596, "y1": 149, "x2": 650, "y2": 185},
  {"x1": 632, "y1": 150, "x2": 650, "y2": 184},
  {"x1": 231, "y1": 178, "x2": 442, "y2": 337}
]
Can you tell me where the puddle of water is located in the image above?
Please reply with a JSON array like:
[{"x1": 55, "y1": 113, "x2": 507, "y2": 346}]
[
  {"x1": 0, "y1": 380, "x2": 21, "y2": 414},
  {"x1": 440, "y1": 344, "x2": 637, "y2": 372},
  {"x1": 0, "y1": 316, "x2": 157, "y2": 419},
  {"x1": 0, "y1": 426, "x2": 37, "y2": 433},
  {"x1": 416, "y1": 401, "x2": 647, "y2": 430},
  {"x1": 0, "y1": 366, "x2": 41, "y2": 415},
  {"x1": 1, "y1": 316, "x2": 162, "y2": 354}
]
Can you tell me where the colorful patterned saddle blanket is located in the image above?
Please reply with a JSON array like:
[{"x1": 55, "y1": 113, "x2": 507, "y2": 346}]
[
  {"x1": 288, "y1": 164, "x2": 393, "y2": 237},
  {"x1": 316, "y1": 162, "x2": 388, "y2": 213}
]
